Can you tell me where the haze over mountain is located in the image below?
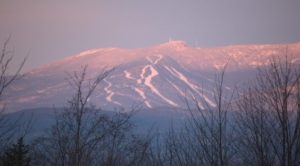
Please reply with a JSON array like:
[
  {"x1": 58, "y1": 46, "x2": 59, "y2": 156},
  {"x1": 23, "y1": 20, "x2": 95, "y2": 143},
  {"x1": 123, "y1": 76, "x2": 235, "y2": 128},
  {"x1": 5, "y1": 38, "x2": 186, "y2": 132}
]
[{"x1": 3, "y1": 41, "x2": 300, "y2": 112}]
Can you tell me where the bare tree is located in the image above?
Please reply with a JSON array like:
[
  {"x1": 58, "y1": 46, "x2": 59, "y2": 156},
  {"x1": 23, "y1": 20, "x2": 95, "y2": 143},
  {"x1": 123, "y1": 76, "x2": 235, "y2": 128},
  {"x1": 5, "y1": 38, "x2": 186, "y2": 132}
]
[
  {"x1": 32, "y1": 66, "x2": 156, "y2": 166},
  {"x1": 0, "y1": 37, "x2": 26, "y2": 98},
  {"x1": 32, "y1": 66, "x2": 113, "y2": 165},
  {"x1": 0, "y1": 37, "x2": 26, "y2": 150},
  {"x1": 164, "y1": 122, "x2": 195, "y2": 166},
  {"x1": 112, "y1": 128, "x2": 158, "y2": 166},
  {"x1": 234, "y1": 87, "x2": 275, "y2": 165},
  {"x1": 163, "y1": 66, "x2": 235, "y2": 166},
  {"x1": 235, "y1": 52, "x2": 300, "y2": 166}
]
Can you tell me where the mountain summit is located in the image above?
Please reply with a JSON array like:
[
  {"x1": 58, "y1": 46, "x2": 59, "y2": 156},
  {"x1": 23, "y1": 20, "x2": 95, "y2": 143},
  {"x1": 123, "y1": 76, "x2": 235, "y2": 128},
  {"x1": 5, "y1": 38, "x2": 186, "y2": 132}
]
[
  {"x1": 3, "y1": 42, "x2": 300, "y2": 112},
  {"x1": 157, "y1": 40, "x2": 187, "y2": 50}
]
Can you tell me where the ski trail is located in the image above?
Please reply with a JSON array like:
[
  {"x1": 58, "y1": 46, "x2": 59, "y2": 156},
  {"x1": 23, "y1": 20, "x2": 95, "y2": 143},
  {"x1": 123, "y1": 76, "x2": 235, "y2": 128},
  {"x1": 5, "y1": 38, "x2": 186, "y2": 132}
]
[
  {"x1": 165, "y1": 66, "x2": 216, "y2": 107},
  {"x1": 164, "y1": 66, "x2": 178, "y2": 78},
  {"x1": 135, "y1": 66, "x2": 152, "y2": 108},
  {"x1": 144, "y1": 65, "x2": 178, "y2": 107},
  {"x1": 137, "y1": 65, "x2": 147, "y2": 84},
  {"x1": 137, "y1": 54, "x2": 178, "y2": 107},
  {"x1": 171, "y1": 67, "x2": 199, "y2": 91},
  {"x1": 146, "y1": 57, "x2": 153, "y2": 64},
  {"x1": 104, "y1": 79, "x2": 121, "y2": 106},
  {"x1": 134, "y1": 87, "x2": 152, "y2": 108},
  {"x1": 153, "y1": 54, "x2": 162, "y2": 64},
  {"x1": 124, "y1": 70, "x2": 135, "y2": 80},
  {"x1": 167, "y1": 80, "x2": 186, "y2": 97},
  {"x1": 146, "y1": 54, "x2": 163, "y2": 65}
]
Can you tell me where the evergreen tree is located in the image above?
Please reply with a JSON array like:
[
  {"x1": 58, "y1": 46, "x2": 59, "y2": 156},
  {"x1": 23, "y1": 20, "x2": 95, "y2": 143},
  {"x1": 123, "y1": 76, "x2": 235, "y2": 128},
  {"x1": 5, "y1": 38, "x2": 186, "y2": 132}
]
[{"x1": 1, "y1": 137, "x2": 31, "y2": 166}]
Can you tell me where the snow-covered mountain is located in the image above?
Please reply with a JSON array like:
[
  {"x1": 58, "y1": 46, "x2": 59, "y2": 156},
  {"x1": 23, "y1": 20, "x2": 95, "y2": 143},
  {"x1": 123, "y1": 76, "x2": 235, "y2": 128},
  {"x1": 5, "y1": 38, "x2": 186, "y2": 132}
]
[{"x1": 3, "y1": 41, "x2": 300, "y2": 112}]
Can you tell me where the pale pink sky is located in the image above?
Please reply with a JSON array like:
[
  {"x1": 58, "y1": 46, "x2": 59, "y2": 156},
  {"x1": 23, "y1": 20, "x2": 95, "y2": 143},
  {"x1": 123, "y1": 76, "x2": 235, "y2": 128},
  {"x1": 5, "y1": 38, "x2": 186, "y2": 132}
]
[{"x1": 1, "y1": 0, "x2": 300, "y2": 72}]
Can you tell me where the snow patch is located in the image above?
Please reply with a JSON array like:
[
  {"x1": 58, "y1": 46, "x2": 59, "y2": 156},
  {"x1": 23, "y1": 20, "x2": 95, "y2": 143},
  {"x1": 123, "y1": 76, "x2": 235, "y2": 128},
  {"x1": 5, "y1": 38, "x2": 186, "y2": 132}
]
[
  {"x1": 76, "y1": 48, "x2": 116, "y2": 57},
  {"x1": 291, "y1": 58, "x2": 300, "y2": 64},
  {"x1": 37, "y1": 83, "x2": 67, "y2": 94},
  {"x1": 214, "y1": 63, "x2": 227, "y2": 70},
  {"x1": 104, "y1": 79, "x2": 121, "y2": 106},
  {"x1": 77, "y1": 49, "x2": 100, "y2": 57},
  {"x1": 250, "y1": 61, "x2": 264, "y2": 67}
]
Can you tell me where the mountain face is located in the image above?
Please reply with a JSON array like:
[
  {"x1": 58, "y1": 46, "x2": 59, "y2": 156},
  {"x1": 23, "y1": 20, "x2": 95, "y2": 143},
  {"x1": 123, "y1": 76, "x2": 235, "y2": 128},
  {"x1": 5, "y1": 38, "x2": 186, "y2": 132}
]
[{"x1": 3, "y1": 41, "x2": 300, "y2": 112}]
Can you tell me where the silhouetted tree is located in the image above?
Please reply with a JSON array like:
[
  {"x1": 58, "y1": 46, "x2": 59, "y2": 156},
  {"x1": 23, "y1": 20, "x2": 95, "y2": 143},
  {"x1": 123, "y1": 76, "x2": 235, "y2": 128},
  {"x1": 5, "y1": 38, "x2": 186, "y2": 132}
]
[
  {"x1": 1, "y1": 137, "x2": 31, "y2": 166},
  {"x1": 163, "y1": 66, "x2": 235, "y2": 166},
  {"x1": 32, "y1": 66, "x2": 113, "y2": 165},
  {"x1": 0, "y1": 37, "x2": 27, "y2": 151},
  {"x1": 32, "y1": 66, "x2": 154, "y2": 166},
  {"x1": 235, "y1": 52, "x2": 300, "y2": 166}
]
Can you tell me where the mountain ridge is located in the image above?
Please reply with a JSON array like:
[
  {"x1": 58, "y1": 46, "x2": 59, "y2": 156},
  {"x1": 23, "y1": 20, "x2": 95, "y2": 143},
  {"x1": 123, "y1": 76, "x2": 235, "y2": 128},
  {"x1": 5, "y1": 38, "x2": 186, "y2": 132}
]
[{"x1": 3, "y1": 41, "x2": 300, "y2": 112}]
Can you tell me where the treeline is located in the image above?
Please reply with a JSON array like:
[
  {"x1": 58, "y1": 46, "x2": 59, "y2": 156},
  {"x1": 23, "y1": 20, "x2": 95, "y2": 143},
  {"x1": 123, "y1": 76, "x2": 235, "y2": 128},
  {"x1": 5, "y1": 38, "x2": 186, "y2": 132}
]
[{"x1": 0, "y1": 39, "x2": 300, "y2": 166}]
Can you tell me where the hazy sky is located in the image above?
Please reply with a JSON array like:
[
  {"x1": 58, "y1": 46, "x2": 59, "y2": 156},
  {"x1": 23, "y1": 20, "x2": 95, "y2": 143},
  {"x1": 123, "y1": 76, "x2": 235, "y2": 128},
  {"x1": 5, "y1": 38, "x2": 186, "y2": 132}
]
[{"x1": 1, "y1": 0, "x2": 300, "y2": 72}]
